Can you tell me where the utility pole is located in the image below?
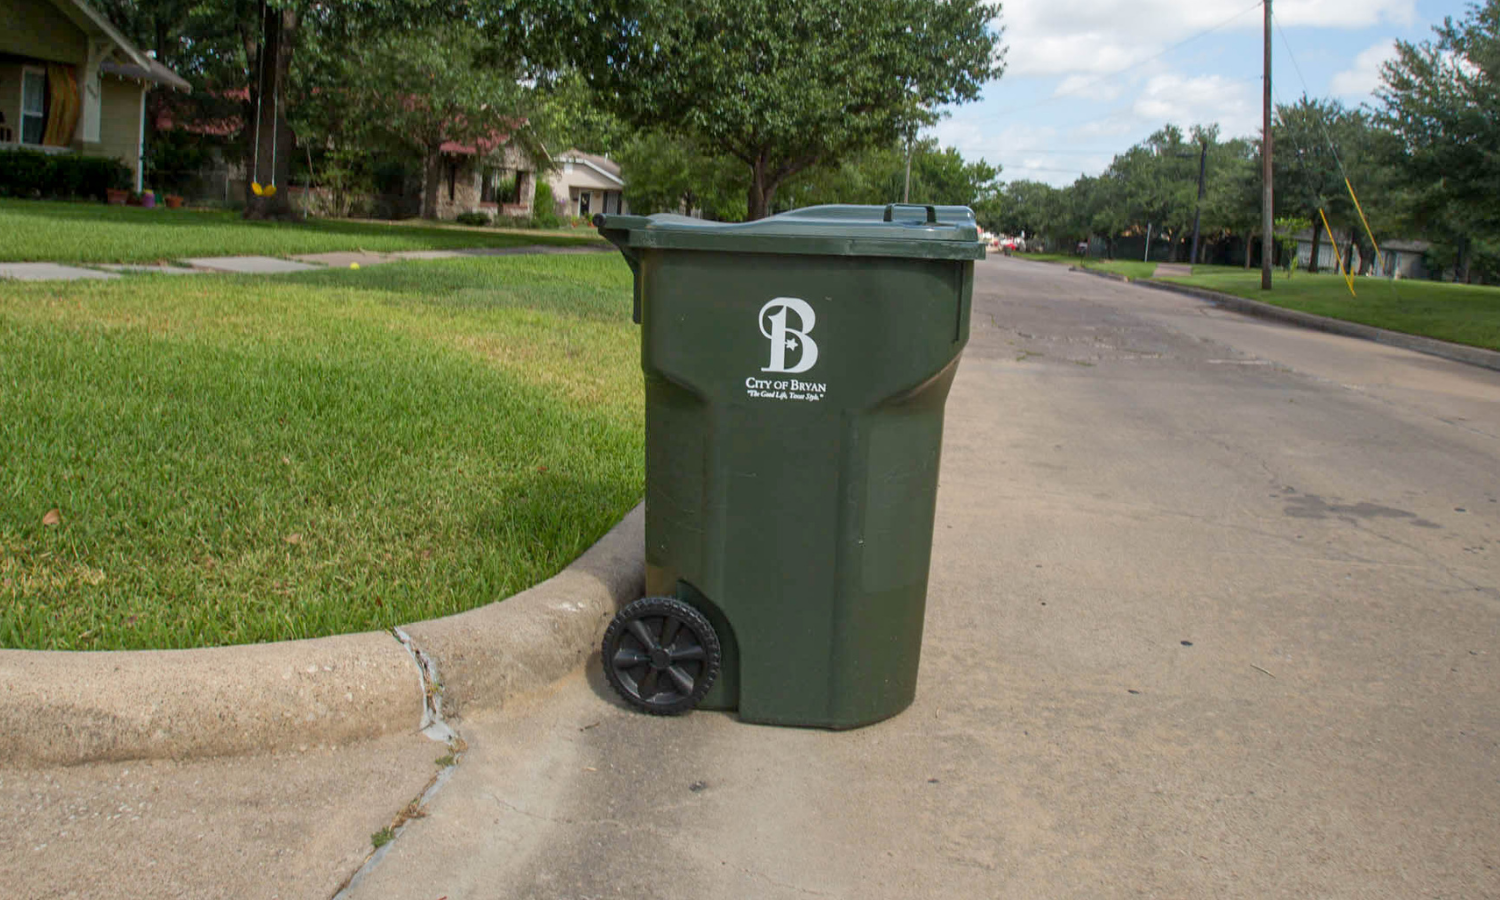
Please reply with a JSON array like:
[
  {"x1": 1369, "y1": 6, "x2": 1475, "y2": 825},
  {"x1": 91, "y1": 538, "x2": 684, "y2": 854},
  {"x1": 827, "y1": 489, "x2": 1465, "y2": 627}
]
[
  {"x1": 1144, "y1": 223, "x2": 1153, "y2": 263},
  {"x1": 903, "y1": 143, "x2": 913, "y2": 204},
  {"x1": 1189, "y1": 141, "x2": 1207, "y2": 266},
  {"x1": 1261, "y1": 0, "x2": 1274, "y2": 290},
  {"x1": 903, "y1": 126, "x2": 915, "y2": 203}
]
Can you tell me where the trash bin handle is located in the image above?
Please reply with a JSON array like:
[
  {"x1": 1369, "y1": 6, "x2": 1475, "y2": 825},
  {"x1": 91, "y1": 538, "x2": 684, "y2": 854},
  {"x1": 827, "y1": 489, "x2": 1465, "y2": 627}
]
[
  {"x1": 594, "y1": 214, "x2": 643, "y2": 324},
  {"x1": 883, "y1": 203, "x2": 938, "y2": 225}
]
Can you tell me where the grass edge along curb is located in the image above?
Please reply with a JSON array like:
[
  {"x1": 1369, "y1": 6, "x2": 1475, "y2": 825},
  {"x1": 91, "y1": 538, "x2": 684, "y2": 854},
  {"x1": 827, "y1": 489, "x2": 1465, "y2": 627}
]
[
  {"x1": 0, "y1": 505, "x2": 643, "y2": 767},
  {"x1": 1136, "y1": 278, "x2": 1500, "y2": 373}
]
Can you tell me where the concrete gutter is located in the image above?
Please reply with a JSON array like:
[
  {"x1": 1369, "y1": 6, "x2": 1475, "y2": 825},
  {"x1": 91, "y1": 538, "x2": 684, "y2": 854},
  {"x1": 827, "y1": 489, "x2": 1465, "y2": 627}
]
[
  {"x1": 1133, "y1": 278, "x2": 1500, "y2": 374},
  {"x1": 0, "y1": 505, "x2": 643, "y2": 767}
]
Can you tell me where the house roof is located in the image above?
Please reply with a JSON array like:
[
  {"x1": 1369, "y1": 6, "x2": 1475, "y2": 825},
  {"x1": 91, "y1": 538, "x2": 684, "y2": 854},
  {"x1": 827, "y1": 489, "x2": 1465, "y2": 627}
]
[
  {"x1": 53, "y1": 0, "x2": 191, "y2": 92},
  {"x1": 440, "y1": 131, "x2": 513, "y2": 156},
  {"x1": 51, "y1": 0, "x2": 149, "y2": 68},
  {"x1": 101, "y1": 58, "x2": 192, "y2": 93},
  {"x1": 557, "y1": 150, "x2": 624, "y2": 186},
  {"x1": 1383, "y1": 239, "x2": 1431, "y2": 253}
]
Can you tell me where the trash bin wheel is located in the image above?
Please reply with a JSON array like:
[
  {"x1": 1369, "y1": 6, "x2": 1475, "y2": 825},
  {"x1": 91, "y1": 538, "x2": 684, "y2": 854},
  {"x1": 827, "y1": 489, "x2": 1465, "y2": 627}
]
[{"x1": 602, "y1": 597, "x2": 721, "y2": 716}]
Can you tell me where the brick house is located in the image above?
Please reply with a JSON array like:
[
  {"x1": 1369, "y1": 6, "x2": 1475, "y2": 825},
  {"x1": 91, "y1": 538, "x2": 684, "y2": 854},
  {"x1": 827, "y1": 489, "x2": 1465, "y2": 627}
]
[{"x1": 432, "y1": 135, "x2": 537, "y2": 220}]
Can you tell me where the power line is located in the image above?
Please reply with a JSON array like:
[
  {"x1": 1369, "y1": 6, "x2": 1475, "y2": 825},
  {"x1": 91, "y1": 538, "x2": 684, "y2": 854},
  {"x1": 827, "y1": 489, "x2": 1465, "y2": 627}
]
[
  {"x1": 1272, "y1": 13, "x2": 1350, "y2": 176},
  {"x1": 948, "y1": 73, "x2": 1264, "y2": 169},
  {"x1": 975, "y1": 0, "x2": 1264, "y2": 121}
]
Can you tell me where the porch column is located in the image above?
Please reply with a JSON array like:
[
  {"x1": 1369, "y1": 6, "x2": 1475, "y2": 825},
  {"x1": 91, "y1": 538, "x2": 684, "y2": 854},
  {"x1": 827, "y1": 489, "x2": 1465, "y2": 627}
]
[{"x1": 75, "y1": 40, "x2": 111, "y2": 148}]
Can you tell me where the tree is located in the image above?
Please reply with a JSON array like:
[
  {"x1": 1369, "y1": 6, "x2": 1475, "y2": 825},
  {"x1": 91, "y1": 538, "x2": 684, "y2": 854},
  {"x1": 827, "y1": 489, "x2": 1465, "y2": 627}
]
[
  {"x1": 618, "y1": 131, "x2": 748, "y2": 220},
  {"x1": 105, "y1": 0, "x2": 476, "y2": 218},
  {"x1": 1377, "y1": 0, "x2": 1500, "y2": 281},
  {"x1": 528, "y1": 70, "x2": 634, "y2": 158},
  {"x1": 298, "y1": 26, "x2": 538, "y2": 220},
  {"x1": 784, "y1": 138, "x2": 999, "y2": 210},
  {"x1": 1100, "y1": 125, "x2": 1202, "y2": 261},
  {"x1": 562, "y1": 0, "x2": 1005, "y2": 220},
  {"x1": 977, "y1": 180, "x2": 1065, "y2": 244},
  {"x1": 1272, "y1": 97, "x2": 1374, "y2": 272}
]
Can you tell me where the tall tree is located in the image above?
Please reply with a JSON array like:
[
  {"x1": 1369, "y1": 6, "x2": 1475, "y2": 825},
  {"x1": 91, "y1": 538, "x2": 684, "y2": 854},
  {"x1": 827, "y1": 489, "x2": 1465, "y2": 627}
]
[
  {"x1": 1272, "y1": 97, "x2": 1370, "y2": 272},
  {"x1": 1104, "y1": 125, "x2": 1201, "y2": 261},
  {"x1": 1377, "y1": 0, "x2": 1500, "y2": 281},
  {"x1": 556, "y1": 0, "x2": 1005, "y2": 220}
]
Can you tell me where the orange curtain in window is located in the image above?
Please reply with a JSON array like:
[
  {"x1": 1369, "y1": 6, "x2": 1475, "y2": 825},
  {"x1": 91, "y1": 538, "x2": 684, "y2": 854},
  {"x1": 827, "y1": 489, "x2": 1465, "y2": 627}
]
[{"x1": 42, "y1": 64, "x2": 80, "y2": 147}]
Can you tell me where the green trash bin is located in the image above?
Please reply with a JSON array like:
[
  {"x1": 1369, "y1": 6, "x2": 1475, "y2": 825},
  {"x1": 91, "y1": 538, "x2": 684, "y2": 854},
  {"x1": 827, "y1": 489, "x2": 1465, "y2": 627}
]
[{"x1": 595, "y1": 204, "x2": 983, "y2": 729}]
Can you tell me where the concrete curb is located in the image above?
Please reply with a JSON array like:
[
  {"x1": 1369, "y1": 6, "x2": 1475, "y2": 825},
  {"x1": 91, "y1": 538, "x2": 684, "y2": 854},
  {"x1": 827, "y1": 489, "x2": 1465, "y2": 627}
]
[
  {"x1": 402, "y1": 504, "x2": 643, "y2": 719},
  {"x1": 1135, "y1": 278, "x2": 1500, "y2": 373},
  {"x1": 1068, "y1": 265, "x2": 1131, "y2": 283},
  {"x1": 0, "y1": 505, "x2": 643, "y2": 767}
]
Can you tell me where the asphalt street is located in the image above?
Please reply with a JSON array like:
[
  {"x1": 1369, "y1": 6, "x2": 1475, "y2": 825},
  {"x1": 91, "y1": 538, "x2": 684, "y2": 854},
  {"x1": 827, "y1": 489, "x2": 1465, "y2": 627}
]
[{"x1": 346, "y1": 256, "x2": 1500, "y2": 899}]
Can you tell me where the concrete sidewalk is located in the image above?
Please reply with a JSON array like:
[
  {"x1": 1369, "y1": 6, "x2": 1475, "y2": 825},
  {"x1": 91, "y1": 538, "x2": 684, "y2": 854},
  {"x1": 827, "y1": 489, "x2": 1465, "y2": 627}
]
[{"x1": 0, "y1": 244, "x2": 610, "y2": 281}]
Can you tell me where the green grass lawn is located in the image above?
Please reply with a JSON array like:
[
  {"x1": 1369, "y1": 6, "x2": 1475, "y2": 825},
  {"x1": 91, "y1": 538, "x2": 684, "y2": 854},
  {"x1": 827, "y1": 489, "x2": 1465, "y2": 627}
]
[
  {"x1": 0, "y1": 199, "x2": 603, "y2": 264},
  {"x1": 1161, "y1": 270, "x2": 1500, "y2": 352},
  {"x1": 0, "y1": 254, "x2": 644, "y2": 650}
]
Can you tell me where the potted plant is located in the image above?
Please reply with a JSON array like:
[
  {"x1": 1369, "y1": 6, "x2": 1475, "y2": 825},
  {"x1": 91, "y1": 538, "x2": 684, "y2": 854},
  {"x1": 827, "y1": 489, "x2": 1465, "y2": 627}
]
[
  {"x1": 164, "y1": 194, "x2": 184, "y2": 209},
  {"x1": 106, "y1": 187, "x2": 129, "y2": 205},
  {"x1": 140, "y1": 189, "x2": 156, "y2": 208}
]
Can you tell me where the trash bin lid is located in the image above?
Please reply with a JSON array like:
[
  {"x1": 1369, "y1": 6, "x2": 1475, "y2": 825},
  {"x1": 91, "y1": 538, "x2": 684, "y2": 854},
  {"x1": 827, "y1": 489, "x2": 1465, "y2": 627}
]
[{"x1": 595, "y1": 204, "x2": 985, "y2": 261}]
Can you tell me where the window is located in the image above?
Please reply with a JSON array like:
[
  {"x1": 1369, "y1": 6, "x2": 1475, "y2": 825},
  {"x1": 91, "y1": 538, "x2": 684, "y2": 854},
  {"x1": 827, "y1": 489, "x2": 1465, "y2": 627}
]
[
  {"x1": 481, "y1": 167, "x2": 520, "y2": 204},
  {"x1": 21, "y1": 68, "x2": 45, "y2": 145}
]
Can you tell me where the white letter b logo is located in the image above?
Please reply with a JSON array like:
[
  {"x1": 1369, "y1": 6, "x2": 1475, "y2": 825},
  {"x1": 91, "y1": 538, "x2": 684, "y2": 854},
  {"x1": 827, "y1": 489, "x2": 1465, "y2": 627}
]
[{"x1": 759, "y1": 297, "x2": 819, "y2": 374}]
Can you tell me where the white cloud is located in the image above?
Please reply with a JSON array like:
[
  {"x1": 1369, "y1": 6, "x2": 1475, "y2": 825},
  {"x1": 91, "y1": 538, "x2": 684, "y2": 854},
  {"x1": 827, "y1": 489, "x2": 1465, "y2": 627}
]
[
  {"x1": 1331, "y1": 41, "x2": 1398, "y2": 97},
  {"x1": 1054, "y1": 74, "x2": 1125, "y2": 102},
  {"x1": 931, "y1": 118, "x2": 995, "y2": 163},
  {"x1": 998, "y1": 0, "x2": 1415, "y2": 78},
  {"x1": 1132, "y1": 73, "x2": 1259, "y2": 137}
]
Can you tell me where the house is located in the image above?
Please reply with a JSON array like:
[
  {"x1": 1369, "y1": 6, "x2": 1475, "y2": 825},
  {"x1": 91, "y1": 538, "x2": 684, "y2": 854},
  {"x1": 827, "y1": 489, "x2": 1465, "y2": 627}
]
[
  {"x1": 0, "y1": 0, "x2": 190, "y2": 191},
  {"x1": 1292, "y1": 228, "x2": 1430, "y2": 279},
  {"x1": 432, "y1": 135, "x2": 537, "y2": 220},
  {"x1": 1378, "y1": 239, "x2": 1431, "y2": 280},
  {"x1": 547, "y1": 150, "x2": 627, "y2": 219}
]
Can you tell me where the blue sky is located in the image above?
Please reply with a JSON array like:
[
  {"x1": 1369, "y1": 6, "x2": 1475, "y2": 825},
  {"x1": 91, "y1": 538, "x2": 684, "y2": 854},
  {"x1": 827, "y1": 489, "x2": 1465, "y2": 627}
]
[{"x1": 934, "y1": 0, "x2": 1474, "y2": 186}]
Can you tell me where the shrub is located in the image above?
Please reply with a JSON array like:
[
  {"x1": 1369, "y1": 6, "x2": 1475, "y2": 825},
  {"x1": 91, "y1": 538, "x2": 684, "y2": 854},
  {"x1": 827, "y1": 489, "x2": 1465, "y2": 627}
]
[
  {"x1": 532, "y1": 181, "x2": 560, "y2": 228},
  {"x1": 0, "y1": 149, "x2": 131, "y2": 200},
  {"x1": 454, "y1": 210, "x2": 492, "y2": 226}
]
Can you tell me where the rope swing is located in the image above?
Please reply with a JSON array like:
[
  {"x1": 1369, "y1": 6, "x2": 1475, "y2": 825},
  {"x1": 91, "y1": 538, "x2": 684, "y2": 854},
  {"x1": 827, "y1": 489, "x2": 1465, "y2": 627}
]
[{"x1": 250, "y1": 0, "x2": 278, "y2": 198}]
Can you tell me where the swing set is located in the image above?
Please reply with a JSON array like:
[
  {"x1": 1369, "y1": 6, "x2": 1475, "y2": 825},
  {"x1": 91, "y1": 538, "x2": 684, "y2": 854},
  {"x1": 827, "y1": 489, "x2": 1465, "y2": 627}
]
[{"x1": 249, "y1": 0, "x2": 277, "y2": 199}]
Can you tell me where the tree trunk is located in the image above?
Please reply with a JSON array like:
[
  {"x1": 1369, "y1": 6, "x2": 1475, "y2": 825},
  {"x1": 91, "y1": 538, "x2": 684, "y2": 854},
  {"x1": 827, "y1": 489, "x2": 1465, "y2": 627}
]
[
  {"x1": 747, "y1": 154, "x2": 774, "y2": 221},
  {"x1": 1244, "y1": 231, "x2": 1254, "y2": 269},
  {"x1": 422, "y1": 149, "x2": 444, "y2": 220},
  {"x1": 244, "y1": 6, "x2": 297, "y2": 221},
  {"x1": 1307, "y1": 220, "x2": 1321, "y2": 274}
]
